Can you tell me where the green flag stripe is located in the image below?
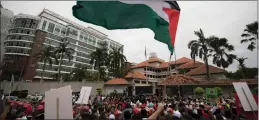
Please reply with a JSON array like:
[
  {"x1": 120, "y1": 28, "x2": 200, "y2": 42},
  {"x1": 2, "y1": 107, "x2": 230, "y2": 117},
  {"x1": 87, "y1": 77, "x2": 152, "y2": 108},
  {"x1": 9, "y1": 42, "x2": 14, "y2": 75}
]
[{"x1": 72, "y1": 1, "x2": 175, "y2": 52}]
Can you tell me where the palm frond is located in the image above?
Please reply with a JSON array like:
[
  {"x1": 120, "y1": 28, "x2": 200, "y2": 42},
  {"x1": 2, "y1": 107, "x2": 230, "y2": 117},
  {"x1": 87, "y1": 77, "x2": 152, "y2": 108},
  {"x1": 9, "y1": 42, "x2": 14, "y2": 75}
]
[
  {"x1": 241, "y1": 33, "x2": 251, "y2": 37},
  {"x1": 247, "y1": 42, "x2": 256, "y2": 51}
]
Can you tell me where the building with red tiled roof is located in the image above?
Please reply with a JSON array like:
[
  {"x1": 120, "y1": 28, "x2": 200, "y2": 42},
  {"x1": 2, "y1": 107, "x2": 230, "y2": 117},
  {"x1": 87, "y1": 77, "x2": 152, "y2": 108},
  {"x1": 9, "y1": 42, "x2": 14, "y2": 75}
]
[
  {"x1": 125, "y1": 71, "x2": 147, "y2": 80},
  {"x1": 127, "y1": 52, "x2": 231, "y2": 95},
  {"x1": 105, "y1": 78, "x2": 129, "y2": 94},
  {"x1": 131, "y1": 53, "x2": 226, "y2": 82},
  {"x1": 105, "y1": 78, "x2": 129, "y2": 85}
]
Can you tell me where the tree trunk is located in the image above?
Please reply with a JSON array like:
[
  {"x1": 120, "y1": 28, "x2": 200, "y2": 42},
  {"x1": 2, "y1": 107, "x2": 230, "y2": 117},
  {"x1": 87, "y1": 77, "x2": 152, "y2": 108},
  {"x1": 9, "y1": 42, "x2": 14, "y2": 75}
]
[
  {"x1": 57, "y1": 53, "x2": 64, "y2": 82},
  {"x1": 41, "y1": 59, "x2": 47, "y2": 83},
  {"x1": 98, "y1": 66, "x2": 101, "y2": 82},
  {"x1": 204, "y1": 54, "x2": 211, "y2": 80}
]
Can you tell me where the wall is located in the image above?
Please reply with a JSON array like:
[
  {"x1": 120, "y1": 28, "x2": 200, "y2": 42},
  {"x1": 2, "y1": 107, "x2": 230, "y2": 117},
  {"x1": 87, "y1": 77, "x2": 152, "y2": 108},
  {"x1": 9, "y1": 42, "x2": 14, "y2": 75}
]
[
  {"x1": 104, "y1": 85, "x2": 127, "y2": 95},
  {"x1": 191, "y1": 73, "x2": 227, "y2": 80},
  {"x1": 0, "y1": 81, "x2": 104, "y2": 95},
  {"x1": 165, "y1": 84, "x2": 257, "y2": 97}
]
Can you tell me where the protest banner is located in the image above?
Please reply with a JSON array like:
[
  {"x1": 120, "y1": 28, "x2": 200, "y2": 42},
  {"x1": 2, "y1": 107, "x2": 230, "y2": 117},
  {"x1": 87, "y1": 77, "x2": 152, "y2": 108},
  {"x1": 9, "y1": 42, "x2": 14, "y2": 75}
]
[
  {"x1": 233, "y1": 82, "x2": 258, "y2": 120},
  {"x1": 75, "y1": 86, "x2": 92, "y2": 104},
  {"x1": 44, "y1": 85, "x2": 73, "y2": 119}
]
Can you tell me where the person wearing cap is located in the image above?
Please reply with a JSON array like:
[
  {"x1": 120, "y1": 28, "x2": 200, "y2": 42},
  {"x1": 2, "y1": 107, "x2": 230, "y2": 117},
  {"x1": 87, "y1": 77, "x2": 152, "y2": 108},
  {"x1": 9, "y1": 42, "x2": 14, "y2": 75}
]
[{"x1": 147, "y1": 103, "x2": 165, "y2": 120}]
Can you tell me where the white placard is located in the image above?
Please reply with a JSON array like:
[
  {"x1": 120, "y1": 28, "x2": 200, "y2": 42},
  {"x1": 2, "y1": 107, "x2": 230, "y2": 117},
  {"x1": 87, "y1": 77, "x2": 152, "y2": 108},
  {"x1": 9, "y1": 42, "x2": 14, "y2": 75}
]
[
  {"x1": 75, "y1": 86, "x2": 92, "y2": 104},
  {"x1": 44, "y1": 85, "x2": 73, "y2": 119},
  {"x1": 233, "y1": 82, "x2": 258, "y2": 111}
]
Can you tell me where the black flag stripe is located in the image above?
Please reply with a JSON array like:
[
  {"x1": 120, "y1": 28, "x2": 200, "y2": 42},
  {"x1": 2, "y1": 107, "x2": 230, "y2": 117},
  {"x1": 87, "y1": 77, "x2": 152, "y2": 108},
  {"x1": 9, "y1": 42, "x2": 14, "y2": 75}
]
[{"x1": 164, "y1": 1, "x2": 181, "y2": 11}]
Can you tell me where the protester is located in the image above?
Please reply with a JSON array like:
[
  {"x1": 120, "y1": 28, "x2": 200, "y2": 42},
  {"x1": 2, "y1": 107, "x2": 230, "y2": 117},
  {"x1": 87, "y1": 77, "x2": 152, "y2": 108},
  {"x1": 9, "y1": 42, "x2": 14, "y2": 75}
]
[{"x1": 1, "y1": 93, "x2": 255, "y2": 120}]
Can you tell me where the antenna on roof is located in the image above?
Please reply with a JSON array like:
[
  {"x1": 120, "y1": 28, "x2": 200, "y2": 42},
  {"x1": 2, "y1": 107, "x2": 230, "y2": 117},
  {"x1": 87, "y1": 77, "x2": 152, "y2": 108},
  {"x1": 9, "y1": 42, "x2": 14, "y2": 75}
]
[{"x1": 150, "y1": 52, "x2": 157, "y2": 58}]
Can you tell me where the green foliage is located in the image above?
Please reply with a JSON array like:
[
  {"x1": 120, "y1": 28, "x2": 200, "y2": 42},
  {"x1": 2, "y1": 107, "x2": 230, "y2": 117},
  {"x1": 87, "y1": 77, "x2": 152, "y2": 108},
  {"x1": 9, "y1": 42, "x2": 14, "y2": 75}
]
[
  {"x1": 213, "y1": 87, "x2": 223, "y2": 96},
  {"x1": 225, "y1": 67, "x2": 258, "y2": 79},
  {"x1": 90, "y1": 45, "x2": 109, "y2": 81},
  {"x1": 96, "y1": 88, "x2": 102, "y2": 95},
  {"x1": 62, "y1": 74, "x2": 73, "y2": 81},
  {"x1": 55, "y1": 38, "x2": 75, "y2": 81},
  {"x1": 194, "y1": 87, "x2": 205, "y2": 95},
  {"x1": 34, "y1": 45, "x2": 58, "y2": 82},
  {"x1": 232, "y1": 88, "x2": 236, "y2": 93},
  {"x1": 108, "y1": 46, "x2": 127, "y2": 78},
  {"x1": 187, "y1": 29, "x2": 213, "y2": 79},
  {"x1": 240, "y1": 21, "x2": 258, "y2": 51},
  {"x1": 252, "y1": 87, "x2": 258, "y2": 94},
  {"x1": 70, "y1": 65, "x2": 89, "y2": 81},
  {"x1": 208, "y1": 36, "x2": 236, "y2": 69},
  {"x1": 178, "y1": 69, "x2": 186, "y2": 74}
]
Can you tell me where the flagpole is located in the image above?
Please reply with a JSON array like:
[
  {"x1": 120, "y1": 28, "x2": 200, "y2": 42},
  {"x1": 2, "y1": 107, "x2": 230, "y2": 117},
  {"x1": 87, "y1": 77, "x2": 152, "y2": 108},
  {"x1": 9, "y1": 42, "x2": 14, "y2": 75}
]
[
  {"x1": 167, "y1": 53, "x2": 172, "y2": 77},
  {"x1": 173, "y1": 49, "x2": 180, "y2": 98},
  {"x1": 145, "y1": 46, "x2": 148, "y2": 85}
]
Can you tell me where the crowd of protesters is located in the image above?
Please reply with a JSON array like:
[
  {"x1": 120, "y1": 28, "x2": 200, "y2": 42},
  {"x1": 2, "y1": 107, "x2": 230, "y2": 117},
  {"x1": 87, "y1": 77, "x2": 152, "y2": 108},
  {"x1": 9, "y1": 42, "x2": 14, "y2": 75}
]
[{"x1": 0, "y1": 92, "x2": 257, "y2": 120}]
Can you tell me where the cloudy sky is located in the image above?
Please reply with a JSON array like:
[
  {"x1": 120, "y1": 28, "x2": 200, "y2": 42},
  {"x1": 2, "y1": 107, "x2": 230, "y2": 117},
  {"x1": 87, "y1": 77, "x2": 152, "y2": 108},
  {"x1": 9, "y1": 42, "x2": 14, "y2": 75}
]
[{"x1": 2, "y1": 1, "x2": 258, "y2": 71}]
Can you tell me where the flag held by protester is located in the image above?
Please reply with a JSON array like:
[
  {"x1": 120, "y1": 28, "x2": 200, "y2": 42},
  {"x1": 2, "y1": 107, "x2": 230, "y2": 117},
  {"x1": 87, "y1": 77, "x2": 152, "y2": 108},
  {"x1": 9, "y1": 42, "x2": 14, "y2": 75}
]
[
  {"x1": 206, "y1": 88, "x2": 218, "y2": 98},
  {"x1": 72, "y1": 1, "x2": 181, "y2": 53}
]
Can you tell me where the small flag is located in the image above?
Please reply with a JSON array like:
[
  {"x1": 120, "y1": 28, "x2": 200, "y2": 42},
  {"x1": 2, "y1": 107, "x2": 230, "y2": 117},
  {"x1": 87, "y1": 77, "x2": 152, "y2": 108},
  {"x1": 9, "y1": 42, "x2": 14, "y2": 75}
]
[{"x1": 206, "y1": 88, "x2": 218, "y2": 98}]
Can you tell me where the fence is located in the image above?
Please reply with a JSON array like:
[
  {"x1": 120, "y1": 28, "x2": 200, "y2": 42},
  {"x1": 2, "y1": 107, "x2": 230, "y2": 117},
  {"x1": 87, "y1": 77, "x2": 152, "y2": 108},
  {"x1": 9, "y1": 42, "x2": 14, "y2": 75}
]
[{"x1": 0, "y1": 81, "x2": 104, "y2": 95}]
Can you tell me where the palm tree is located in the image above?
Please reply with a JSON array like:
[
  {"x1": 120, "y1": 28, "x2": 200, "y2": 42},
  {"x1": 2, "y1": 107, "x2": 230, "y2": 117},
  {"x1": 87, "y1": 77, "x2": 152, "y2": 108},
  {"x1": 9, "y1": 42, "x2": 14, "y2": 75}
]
[
  {"x1": 236, "y1": 57, "x2": 248, "y2": 78},
  {"x1": 70, "y1": 65, "x2": 88, "y2": 82},
  {"x1": 34, "y1": 45, "x2": 58, "y2": 82},
  {"x1": 108, "y1": 46, "x2": 127, "y2": 78},
  {"x1": 187, "y1": 29, "x2": 212, "y2": 80},
  {"x1": 90, "y1": 44, "x2": 108, "y2": 82},
  {"x1": 241, "y1": 21, "x2": 258, "y2": 51},
  {"x1": 236, "y1": 57, "x2": 247, "y2": 69},
  {"x1": 55, "y1": 38, "x2": 75, "y2": 81},
  {"x1": 208, "y1": 36, "x2": 236, "y2": 69}
]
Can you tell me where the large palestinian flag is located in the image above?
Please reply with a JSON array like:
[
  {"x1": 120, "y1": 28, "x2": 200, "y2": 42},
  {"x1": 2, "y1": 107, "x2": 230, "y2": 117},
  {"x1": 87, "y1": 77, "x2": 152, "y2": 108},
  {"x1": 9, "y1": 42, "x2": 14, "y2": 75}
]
[{"x1": 72, "y1": 1, "x2": 180, "y2": 53}]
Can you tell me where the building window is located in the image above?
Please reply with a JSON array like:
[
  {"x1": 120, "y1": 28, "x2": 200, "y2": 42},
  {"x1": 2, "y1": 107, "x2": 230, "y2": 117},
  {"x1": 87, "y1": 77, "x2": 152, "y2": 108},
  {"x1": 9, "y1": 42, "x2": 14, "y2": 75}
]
[
  {"x1": 55, "y1": 28, "x2": 60, "y2": 32},
  {"x1": 42, "y1": 20, "x2": 47, "y2": 30},
  {"x1": 135, "y1": 81, "x2": 140, "y2": 84},
  {"x1": 68, "y1": 29, "x2": 78, "y2": 37},
  {"x1": 80, "y1": 35, "x2": 83, "y2": 40},
  {"x1": 47, "y1": 23, "x2": 55, "y2": 33},
  {"x1": 61, "y1": 28, "x2": 66, "y2": 35}
]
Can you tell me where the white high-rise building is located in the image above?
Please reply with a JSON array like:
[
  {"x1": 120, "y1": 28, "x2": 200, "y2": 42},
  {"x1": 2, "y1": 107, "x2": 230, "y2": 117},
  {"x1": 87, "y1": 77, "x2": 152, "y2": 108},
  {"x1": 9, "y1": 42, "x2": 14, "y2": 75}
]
[
  {"x1": 2, "y1": 9, "x2": 123, "y2": 81},
  {"x1": 0, "y1": 4, "x2": 14, "y2": 65}
]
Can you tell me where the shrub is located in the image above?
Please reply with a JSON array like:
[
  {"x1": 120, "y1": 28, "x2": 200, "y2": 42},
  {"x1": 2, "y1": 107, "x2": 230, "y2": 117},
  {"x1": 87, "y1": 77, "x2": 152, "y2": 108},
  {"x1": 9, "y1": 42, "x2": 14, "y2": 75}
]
[
  {"x1": 96, "y1": 88, "x2": 102, "y2": 95},
  {"x1": 214, "y1": 87, "x2": 223, "y2": 96},
  {"x1": 252, "y1": 87, "x2": 258, "y2": 94},
  {"x1": 194, "y1": 87, "x2": 205, "y2": 95}
]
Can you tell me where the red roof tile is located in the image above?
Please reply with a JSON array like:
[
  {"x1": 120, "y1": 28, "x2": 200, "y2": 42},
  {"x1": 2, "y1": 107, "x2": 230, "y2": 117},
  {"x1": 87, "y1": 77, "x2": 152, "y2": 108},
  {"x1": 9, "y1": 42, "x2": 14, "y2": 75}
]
[
  {"x1": 176, "y1": 61, "x2": 203, "y2": 69},
  {"x1": 158, "y1": 75, "x2": 200, "y2": 85},
  {"x1": 125, "y1": 71, "x2": 147, "y2": 80},
  {"x1": 185, "y1": 64, "x2": 225, "y2": 75},
  {"x1": 169, "y1": 57, "x2": 192, "y2": 65},
  {"x1": 105, "y1": 78, "x2": 129, "y2": 85},
  {"x1": 131, "y1": 57, "x2": 225, "y2": 76},
  {"x1": 131, "y1": 57, "x2": 166, "y2": 68},
  {"x1": 159, "y1": 77, "x2": 257, "y2": 86}
]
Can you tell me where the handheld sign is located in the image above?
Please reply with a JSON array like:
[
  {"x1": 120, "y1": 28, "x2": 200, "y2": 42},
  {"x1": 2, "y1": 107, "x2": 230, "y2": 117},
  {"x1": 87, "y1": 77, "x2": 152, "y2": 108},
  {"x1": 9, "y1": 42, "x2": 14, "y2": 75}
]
[
  {"x1": 44, "y1": 85, "x2": 73, "y2": 119},
  {"x1": 75, "y1": 86, "x2": 92, "y2": 104},
  {"x1": 233, "y1": 82, "x2": 258, "y2": 111}
]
